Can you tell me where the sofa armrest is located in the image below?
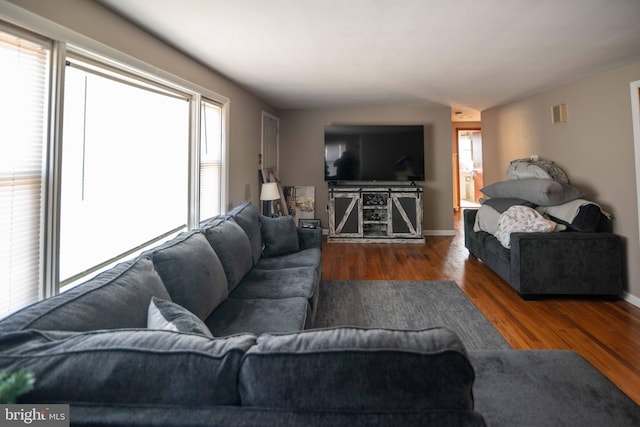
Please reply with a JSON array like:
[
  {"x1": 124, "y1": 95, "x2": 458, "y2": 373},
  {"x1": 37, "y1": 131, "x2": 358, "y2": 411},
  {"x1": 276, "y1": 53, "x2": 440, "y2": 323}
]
[
  {"x1": 297, "y1": 227, "x2": 322, "y2": 250},
  {"x1": 463, "y1": 209, "x2": 479, "y2": 252},
  {"x1": 509, "y1": 231, "x2": 624, "y2": 297}
]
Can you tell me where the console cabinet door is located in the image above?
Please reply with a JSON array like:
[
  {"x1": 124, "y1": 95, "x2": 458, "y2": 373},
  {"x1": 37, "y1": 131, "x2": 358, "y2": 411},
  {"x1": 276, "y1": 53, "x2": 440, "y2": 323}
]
[
  {"x1": 329, "y1": 192, "x2": 362, "y2": 237},
  {"x1": 389, "y1": 193, "x2": 422, "y2": 237}
]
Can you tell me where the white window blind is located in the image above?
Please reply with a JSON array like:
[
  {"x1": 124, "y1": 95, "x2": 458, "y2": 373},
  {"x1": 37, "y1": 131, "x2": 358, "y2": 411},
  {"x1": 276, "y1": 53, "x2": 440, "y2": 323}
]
[
  {"x1": 0, "y1": 28, "x2": 50, "y2": 317},
  {"x1": 59, "y1": 56, "x2": 190, "y2": 284},
  {"x1": 199, "y1": 99, "x2": 224, "y2": 221}
]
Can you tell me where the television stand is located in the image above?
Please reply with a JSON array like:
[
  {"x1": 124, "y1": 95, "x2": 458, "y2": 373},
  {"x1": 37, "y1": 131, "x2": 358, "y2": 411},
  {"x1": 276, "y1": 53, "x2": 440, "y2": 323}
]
[{"x1": 328, "y1": 185, "x2": 424, "y2": 243}]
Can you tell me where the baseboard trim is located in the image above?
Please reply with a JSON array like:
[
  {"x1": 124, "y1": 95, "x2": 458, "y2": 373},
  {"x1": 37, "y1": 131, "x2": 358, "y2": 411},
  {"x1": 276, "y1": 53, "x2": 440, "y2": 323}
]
[
  {"x1": 623, "y1": 291, "x2": 640, "y2": 308},
  {"x1": 423, "y1": 230, "x2": 456, "y2": 236}
]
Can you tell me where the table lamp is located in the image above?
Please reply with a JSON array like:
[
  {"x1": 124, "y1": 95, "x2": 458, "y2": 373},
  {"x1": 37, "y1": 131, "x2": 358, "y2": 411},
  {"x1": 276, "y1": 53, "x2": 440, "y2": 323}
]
[{"x1": 260, "y1": 182, "x2": 280, "y2": 216}]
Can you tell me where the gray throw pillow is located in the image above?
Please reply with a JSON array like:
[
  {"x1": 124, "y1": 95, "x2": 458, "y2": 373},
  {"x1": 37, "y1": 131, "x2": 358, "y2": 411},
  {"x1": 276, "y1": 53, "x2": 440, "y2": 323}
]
[
  {"x1": 480, "y1": 179, "x2": 582, "y2": 207},
  {"x1": 147, "y1": 297, "x2": 213, "y2": 338},
  {"x1": 260, "y1": 215, "x2": 300, "y2": 257}
]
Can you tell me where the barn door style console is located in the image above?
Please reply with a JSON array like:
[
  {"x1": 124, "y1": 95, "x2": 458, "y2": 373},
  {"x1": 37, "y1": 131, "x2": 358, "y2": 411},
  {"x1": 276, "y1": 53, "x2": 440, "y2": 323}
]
[{"x1": 328, "y1": 186, "x2": 424, "y2": 242}]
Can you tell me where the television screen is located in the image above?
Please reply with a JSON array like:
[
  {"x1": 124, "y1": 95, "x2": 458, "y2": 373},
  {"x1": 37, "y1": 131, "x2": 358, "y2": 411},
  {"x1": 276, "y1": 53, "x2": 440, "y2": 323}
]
[{"x1": 324, "y1": 125, "x2": 425, "y2": 182}]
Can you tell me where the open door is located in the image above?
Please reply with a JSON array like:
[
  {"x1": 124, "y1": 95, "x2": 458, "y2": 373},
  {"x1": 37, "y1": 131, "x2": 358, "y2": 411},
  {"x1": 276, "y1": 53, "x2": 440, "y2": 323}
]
[
  {"x1": 471, "y1": 131, "x2": 483, "y2": 203},
  {"x1": 456, "y1": 129, "x2": 482, "y2": 207}
]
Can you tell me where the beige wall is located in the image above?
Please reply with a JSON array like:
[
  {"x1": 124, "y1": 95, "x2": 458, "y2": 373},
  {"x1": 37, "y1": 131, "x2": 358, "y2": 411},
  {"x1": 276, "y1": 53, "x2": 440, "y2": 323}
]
[
  {"x1": 278, "y1": 105, "x2": 454, "y2": 232},
  {"x1": 4, "y1": 0, "x2": 276, "y2": 210},
  {"x1": 482, "y1": 61, "x2": 640, "y2": 300}
]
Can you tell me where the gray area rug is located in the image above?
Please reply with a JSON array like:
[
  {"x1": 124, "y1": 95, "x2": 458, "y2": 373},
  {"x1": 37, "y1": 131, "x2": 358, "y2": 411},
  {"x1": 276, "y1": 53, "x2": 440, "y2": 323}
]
[{"x1": 314, "y1": 280, "x2": 510, "y2": 350}]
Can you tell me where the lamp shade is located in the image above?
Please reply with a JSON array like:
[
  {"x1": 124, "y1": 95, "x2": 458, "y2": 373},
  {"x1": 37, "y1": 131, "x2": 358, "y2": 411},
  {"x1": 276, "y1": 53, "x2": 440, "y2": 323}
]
[{"x1": 260, "y1": 182, "x2": 280, "y2": 201}]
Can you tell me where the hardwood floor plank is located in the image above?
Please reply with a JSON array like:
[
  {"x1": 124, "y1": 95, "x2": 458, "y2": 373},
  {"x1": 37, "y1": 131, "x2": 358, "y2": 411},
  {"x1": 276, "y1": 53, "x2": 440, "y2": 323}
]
[{"x1": 321, "y1": 211, "x2": 640, "y2": 404}]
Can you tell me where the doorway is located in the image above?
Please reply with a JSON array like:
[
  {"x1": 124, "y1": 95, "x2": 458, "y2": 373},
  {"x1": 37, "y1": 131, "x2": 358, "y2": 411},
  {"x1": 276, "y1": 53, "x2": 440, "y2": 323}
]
[{"x1": 457, "y1": 129, "x2": 483, "y2": 207}]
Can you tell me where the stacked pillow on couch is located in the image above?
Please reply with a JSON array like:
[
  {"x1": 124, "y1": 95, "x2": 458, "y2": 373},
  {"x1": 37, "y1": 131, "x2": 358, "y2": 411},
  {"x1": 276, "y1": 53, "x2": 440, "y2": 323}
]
[{"x1": 474, "y1": 158, "x2": 610, "y2": 248}]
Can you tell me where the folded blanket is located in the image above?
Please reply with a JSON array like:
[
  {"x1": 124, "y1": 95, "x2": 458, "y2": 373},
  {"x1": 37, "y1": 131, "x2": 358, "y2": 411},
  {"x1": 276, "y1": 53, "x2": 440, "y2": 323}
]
[
  {"x1": 540, "y1": 198, "x2": 610, "y2": 221},
  {"x1": 495, "y1": 205, "x2": 557, "y2": 248}
]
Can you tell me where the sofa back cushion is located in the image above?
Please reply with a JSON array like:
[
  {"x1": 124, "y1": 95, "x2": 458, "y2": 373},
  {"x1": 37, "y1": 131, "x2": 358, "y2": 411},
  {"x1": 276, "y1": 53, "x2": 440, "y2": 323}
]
[
  {"x1": 260, "y1": 215, "x2": 300, "y2": 257},
  {"x1": 239, "y1": 327, "x2": 475, "y2": 411},
  {"x1": 0, "y1": 257, "x2": 170, "y2": 332},
  {"x1": 149, "y1": 231, "x2": 228, "y2": 320},
  {"x1": 227, "y1": 202, "x2": 263, "y2": 264},
  {"x1": 203, "y1": 218, "x2": 253, "y2": 292},
  {"x1": 0, "y1": 329, "x2": 256, "y2": 405}
]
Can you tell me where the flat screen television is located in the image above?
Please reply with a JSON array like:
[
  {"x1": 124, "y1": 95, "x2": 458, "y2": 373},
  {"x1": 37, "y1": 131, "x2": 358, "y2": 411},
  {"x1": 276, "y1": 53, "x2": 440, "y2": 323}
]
[{"x1": 324, "y1": 124, "x2": 425, "y2": 182}]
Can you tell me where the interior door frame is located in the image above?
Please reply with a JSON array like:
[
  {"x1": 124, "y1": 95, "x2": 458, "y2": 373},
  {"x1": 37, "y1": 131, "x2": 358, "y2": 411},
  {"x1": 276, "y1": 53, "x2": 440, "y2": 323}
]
[
  {"x1": 630, "y1": 80, "x2": 640, "y2": 307},
  {"x1": 260, "y1": 111, "x2": 280, "y2": 214},
  {"x1": 453, "y1": 126, "x2": 482, "y2": 210},
  {"x1": 261, "y1": 111, "x2": 279, "y2": 171}
]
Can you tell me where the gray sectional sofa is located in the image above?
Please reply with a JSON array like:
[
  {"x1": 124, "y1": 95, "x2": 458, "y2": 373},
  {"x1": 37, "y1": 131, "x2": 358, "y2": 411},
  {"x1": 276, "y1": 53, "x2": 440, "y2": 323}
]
[{"x1": 1, "y1": 202, "x2": 639, "y2": 426}]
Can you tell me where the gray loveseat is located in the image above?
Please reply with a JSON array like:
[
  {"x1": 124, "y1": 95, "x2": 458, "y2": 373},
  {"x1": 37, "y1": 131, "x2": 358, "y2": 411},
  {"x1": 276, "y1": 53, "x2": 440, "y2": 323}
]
[
  {"x1": 1, "y1": 202, "x2": 639, "y2": 426},
  {"x1": 464, "y1": 208, "x2": 624, "y2": 299}
]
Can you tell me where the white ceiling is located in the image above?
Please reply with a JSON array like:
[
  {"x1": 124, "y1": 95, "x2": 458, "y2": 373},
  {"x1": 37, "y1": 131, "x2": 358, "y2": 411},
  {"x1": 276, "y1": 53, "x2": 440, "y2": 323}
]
[{"x1": 98, "y1": 0, "x2": 640, "y2": 116}]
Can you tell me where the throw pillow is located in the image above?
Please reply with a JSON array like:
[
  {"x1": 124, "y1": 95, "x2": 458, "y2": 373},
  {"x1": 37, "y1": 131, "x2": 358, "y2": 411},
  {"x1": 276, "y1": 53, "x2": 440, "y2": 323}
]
[
  {"x1": 147, "y1": 297, "x2": 213, "y2": 338},
  {"x1": 506, "y1": 158, "x2": 570, "y2": 183},
  {"x1": 473, "y1": 198, "x2": 534, "y2": 234},
  {"x1": 480, "y1": 179, "x2": 582, "y2": 207},
  {"x1": 260, "y1": 215, "x2": 300, "y2": 257},
  {"x1": 473, "y1": 204, "x2": 501, "y2": 235}
]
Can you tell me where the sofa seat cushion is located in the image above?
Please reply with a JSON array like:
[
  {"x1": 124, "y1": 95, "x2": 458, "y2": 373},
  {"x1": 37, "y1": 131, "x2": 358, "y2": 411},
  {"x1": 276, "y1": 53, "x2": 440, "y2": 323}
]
[
  {"x1": 0, "y1": 329, "x2": 256, "y2": 405},
  {"x1": 255, "y1": 248, "x2": 321, "y2": 273},
  {"x1": 470, "y1": 350, "x2": 640, "y2": 426},
  {"x1": 0, "y1": 257, "x2": 170, "y2": 332},
  {"x1": 227, "y1": 202, "x2": 263, "y2": 265},
  {"x1": 205, "y1": 297, "x2": 308, "y2": 336},
  {"x1": 260, "y1": 215, "x2": 300, "y2": 257},
  {"x1": 147, "y1": 297, "x2": 213, "y2": 338},
  {"x1": 148, "y1": 231, "x2": 228, "y2": 320},
  {"x1": 239, "y1": 327, "x2": 475, "y2": 411},
  {"x1": 230, "y1": 267, "x2": 317, "y2": 301},
  {"x1": 203, "y1": 218, "x2": 254, "y2": 292}
]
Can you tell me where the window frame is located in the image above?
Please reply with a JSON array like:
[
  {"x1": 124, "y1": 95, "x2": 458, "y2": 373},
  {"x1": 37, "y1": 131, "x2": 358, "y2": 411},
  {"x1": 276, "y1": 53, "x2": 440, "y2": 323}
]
[
  {"x1": 0, "y1": 22, "x2": 56, "y2": 316},
  {"x1": 58, "y1": 51, "x2": 193, "y2": 285},
  {"x1": 198, "y1": 97, "x2": 226, "y2": 223},
  {"x1": 0, "y1": 14, "x2": 230, "y2": 313}
]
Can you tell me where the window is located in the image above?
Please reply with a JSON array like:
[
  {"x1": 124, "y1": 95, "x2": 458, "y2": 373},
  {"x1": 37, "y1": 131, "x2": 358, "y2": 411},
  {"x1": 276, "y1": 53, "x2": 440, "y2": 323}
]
[
  {"x1": 0, "y1": 27, "x2": 51, "y2": 316},
  {"x1": 0, "y1": 19, "x2": 229, "y2": 315},
  {"x1": 59, "y1": 55, "x2": 190, "y2": 283},
  {"x1": 199, "y1": 99, "x2": 224, "y2": 221}
]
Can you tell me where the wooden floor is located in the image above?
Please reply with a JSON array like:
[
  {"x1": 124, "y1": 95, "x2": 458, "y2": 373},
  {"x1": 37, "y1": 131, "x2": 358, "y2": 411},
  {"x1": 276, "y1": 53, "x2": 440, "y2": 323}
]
[{"x1": 322, "y1": 211, "x2": 640, "y2": 404}]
